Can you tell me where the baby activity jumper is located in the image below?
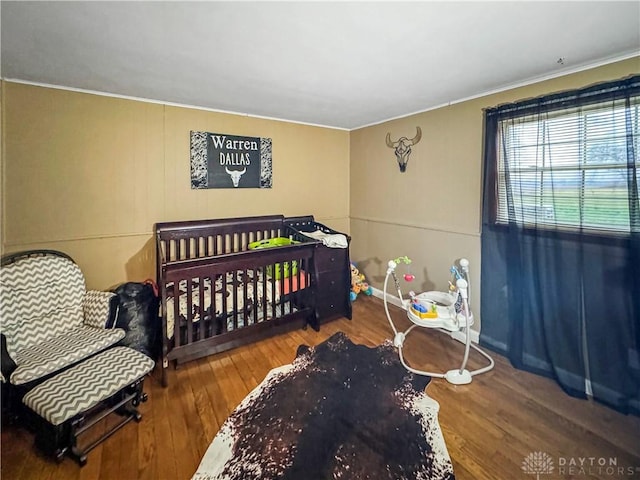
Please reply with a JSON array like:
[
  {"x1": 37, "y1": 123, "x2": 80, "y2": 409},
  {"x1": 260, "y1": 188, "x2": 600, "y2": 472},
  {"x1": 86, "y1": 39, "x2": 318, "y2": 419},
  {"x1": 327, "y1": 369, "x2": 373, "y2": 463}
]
[{"x1": 383, "y1": 256, "x2": 494, "y2": 384}]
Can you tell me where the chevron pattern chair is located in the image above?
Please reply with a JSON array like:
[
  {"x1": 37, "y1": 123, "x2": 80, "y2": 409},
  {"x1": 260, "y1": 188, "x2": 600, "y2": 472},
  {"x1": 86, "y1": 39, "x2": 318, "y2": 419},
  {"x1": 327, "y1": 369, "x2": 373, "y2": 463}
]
[{"x1": 0, "y1": 250, "x2": 126, "y2": 416}]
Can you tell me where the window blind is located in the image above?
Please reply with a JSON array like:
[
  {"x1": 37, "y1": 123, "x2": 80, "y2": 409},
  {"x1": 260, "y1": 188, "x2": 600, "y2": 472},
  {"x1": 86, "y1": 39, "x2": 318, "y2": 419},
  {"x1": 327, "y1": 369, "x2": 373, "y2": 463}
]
[{"x1": 495, "y1": 96, "x2": 639, "y2": 234}]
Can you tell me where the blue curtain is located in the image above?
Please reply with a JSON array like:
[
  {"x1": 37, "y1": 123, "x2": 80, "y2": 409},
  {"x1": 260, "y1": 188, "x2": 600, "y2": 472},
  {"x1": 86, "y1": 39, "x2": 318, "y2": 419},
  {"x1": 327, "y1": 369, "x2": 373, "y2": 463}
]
[{"x1": 480, "y1": 76, "x2": 640, "y2": 414}]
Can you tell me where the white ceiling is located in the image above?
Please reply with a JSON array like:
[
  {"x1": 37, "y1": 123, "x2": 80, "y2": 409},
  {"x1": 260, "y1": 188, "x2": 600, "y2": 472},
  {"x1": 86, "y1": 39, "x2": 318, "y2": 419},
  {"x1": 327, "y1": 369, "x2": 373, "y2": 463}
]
[{"x1": 1, "y1": 1, "x2": 639, "y2": 130}]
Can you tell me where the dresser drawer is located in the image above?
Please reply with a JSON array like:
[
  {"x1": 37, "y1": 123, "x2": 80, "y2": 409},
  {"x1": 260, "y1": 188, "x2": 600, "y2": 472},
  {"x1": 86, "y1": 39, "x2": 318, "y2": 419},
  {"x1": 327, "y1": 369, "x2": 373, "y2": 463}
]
[
  {"x1": 316, "y1": 298, "x2": 349, "y2": 322},
  {"x1": 317, "y1": 271, "x2": 349, "y2": 297},
  {"x1": 314, "y1": 247, "x2": 349, "y2": 273}
]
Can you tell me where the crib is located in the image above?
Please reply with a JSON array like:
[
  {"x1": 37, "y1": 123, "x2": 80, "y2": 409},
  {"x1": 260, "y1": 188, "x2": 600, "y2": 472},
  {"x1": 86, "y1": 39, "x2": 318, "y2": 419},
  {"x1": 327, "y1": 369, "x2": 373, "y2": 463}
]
[{"x1": 156, "y1": 215, "x2": 319, "y2": 386}]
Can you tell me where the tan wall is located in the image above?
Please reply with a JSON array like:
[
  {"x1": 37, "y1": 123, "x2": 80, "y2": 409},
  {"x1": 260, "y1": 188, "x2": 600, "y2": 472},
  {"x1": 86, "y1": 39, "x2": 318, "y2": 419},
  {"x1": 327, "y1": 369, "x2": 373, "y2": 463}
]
[
  {"x1": 349, "y1": 57, "x2": 640, "y2": 331},
  {"x1": 1, "y1": 83, "x2": 350, "y2": 289},
  {"x1": 3, "y1": 57, "x2": 638, "y2": 315}
]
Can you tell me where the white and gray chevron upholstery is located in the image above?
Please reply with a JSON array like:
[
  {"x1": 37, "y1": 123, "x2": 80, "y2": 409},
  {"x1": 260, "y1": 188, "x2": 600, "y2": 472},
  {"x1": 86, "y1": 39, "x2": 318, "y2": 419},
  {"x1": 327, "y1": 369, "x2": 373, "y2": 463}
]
[
  {"x1": 10, "y1": 326, "x2": 125, "y2": 385},
  {"x1": 0, "y1": 254, "x2": 85, "y2": 355},
  {"x1": 83, "y1": 290, "x2": 115, "y2": 328},
  {"x1": 23, "y1": 346, "x2": 154, "y2": 426},
  {"x1": 1, "y1": 252, "x2": 126, "y2": 385}
]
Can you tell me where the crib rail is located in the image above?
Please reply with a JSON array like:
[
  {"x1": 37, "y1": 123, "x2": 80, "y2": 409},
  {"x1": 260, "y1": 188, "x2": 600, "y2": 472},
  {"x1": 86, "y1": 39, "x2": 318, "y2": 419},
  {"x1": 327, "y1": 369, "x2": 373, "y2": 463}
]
[{"x1": 156, "y1": 215, "x2": 289, "y2": 263}]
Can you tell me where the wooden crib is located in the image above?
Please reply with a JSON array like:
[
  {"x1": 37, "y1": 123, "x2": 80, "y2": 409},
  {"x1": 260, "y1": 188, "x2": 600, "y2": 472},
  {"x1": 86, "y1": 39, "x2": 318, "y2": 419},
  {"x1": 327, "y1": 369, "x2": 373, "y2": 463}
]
[{"x1": 155, "y1": 215, "x2": 319, "y2": 386}]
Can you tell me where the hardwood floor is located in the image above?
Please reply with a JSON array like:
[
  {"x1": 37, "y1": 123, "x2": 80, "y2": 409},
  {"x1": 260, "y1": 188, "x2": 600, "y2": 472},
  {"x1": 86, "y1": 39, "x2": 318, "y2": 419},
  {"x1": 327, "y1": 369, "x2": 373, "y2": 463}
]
[{"x1": 2, "y1": 295, "x2": 639, "y2": 479}]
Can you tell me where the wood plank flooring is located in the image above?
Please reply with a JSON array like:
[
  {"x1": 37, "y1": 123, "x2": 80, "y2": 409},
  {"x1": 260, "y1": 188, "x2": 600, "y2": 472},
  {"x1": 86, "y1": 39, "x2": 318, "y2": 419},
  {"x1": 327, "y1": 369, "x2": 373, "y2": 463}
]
[{"x1": 2, "y1": 296, "x2": 639, "y2": 479}]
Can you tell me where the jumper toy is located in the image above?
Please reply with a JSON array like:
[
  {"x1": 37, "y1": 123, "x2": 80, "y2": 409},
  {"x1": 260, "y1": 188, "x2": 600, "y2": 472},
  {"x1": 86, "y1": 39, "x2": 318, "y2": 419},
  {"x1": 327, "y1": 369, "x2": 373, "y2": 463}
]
[{"x1": 350, "y1": 263, "x2": 372, "y2": 301}]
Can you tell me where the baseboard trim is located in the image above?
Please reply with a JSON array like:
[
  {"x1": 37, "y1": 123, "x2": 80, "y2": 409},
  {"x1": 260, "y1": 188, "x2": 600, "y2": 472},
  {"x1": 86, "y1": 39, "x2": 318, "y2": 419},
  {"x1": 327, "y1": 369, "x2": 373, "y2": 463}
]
[{"x1": 369, "y1": 286, "x2": 480, "y2": 344}]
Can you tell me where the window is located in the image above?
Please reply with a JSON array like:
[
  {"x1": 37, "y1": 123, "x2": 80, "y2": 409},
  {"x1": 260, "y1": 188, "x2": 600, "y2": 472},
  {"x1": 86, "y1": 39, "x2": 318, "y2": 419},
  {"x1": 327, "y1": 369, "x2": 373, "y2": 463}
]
[{"x1": 495, "y1": 91, "x2": 639, "y2": 234}]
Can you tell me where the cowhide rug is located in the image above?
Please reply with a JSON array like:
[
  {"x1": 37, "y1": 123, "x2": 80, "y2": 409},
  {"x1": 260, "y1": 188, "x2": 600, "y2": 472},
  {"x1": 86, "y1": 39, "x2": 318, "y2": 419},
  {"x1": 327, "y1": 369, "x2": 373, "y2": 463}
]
[{"x1": 192, "y1": 332, "x2": 455, "y2": 480}]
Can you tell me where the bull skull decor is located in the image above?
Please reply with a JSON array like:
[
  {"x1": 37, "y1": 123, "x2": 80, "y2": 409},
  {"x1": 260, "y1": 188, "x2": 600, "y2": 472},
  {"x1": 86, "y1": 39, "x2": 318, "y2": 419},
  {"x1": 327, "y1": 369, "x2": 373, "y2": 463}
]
[
  {"x1": 225, "y1": 167, "x2": 246, "y2": 188},
  {"x1": 385, "y1": 127, "x2": 422, "y2": 172}
]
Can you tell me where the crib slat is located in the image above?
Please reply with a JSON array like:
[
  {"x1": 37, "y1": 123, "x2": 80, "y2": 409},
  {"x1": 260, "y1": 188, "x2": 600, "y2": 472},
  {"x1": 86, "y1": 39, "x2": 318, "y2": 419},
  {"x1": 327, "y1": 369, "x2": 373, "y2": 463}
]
[
  {"x1": 270, "y1": 264, "x2": 276, "y2": 320},
  {"x1": 211, "y1": 274, "x2": 218, "y2": 336},
  {"x1": 186, "y1": 278, "x2": 193, "y2": 343},
  {"x1": 287, "y1": 261, "x2": 295, "y2": 313},
  {"x1": 241, "y1": 269, "x2": 247, "y2": 328},
  {"x1": 221, "y1": 273, "x2": 228, "y2": 333},
  {"x1": 172, "y1": 281, "x2": 181, "y2": 347},
  {"x1": 231, "y1": 270, "x2": 239, "y2": 331},
  {"x1": 251, "y1": 269, "x2": 258, "y2": 323},
  {"x1": 198, "y1": 275, "x2": 205, "y2": 341}
]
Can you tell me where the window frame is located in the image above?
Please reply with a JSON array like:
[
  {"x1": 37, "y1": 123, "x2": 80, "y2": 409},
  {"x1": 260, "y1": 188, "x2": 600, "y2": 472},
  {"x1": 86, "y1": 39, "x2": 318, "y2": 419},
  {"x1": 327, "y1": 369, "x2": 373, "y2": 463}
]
[{"x1": 484, "y1": 76, "x2": 640, "y2": 238}]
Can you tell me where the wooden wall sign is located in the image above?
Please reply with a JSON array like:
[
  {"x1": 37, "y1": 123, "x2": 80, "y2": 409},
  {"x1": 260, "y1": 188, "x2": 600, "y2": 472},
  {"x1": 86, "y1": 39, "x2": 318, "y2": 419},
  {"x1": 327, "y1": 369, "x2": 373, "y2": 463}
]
[{"x1": 190, "y1": 131, "x2": 273, "y2": 189}]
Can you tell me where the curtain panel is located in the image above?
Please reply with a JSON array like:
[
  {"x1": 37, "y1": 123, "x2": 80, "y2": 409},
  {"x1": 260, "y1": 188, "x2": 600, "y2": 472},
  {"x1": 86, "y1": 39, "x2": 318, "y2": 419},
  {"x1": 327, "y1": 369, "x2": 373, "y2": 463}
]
[{"x1": 480, "y1": 75, "x2": 640, "y2": 414}]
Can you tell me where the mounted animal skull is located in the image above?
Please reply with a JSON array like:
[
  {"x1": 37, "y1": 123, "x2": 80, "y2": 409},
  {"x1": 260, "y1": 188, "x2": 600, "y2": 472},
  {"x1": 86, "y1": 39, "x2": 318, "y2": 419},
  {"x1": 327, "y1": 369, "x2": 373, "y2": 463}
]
[
  {"x1": 385, "y1": 127, "x2": 422, "y2": 172},
  {"x1": 225, "y1": 167, "x2": 246, "y2": 187}
]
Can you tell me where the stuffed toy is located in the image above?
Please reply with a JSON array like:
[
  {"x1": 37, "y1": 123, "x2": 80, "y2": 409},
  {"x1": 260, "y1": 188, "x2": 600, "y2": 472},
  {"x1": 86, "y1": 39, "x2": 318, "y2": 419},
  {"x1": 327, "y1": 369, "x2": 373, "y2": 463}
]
[{"x1": 350, "y1": 263, "x2": 372, "y2": 301}]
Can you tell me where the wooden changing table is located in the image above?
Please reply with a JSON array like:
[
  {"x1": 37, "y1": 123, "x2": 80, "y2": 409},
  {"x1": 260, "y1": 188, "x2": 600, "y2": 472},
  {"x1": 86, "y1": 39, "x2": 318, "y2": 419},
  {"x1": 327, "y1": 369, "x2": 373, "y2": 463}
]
[{"x1": 285, "y1": 216, "x2": 352, "y2": 324}]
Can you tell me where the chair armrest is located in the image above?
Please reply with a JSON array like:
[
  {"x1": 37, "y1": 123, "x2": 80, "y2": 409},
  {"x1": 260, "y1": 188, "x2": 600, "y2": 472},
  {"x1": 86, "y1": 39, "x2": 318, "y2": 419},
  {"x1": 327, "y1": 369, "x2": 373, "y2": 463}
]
[
  {"x1": 83, "y1": 290, "x2": 118, "y2": 329},
  {"x1": 1, "y1": 334, "x2": 17, "y2": 383}
]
